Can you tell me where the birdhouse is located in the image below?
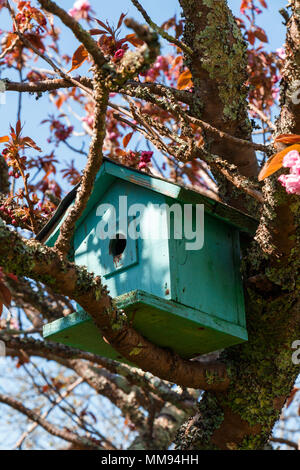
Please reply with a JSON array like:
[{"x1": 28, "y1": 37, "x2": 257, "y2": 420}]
[{"x1": 39, "y1": 159, "x2": 257, "y2": 364}]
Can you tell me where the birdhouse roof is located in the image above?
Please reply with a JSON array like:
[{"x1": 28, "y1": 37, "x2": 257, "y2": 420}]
[{"x1": 36, "y1": 158, "x2": 258, "y2": 244}]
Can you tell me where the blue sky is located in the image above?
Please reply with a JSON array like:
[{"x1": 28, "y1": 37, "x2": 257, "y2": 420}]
[{"x1": 0, "y1": 0, "x2": 287, "y2": 194}]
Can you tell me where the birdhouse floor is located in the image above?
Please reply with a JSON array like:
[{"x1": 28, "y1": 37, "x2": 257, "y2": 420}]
[{"x1": 43, "y1": 290, "x2": 247, "y2": 364}]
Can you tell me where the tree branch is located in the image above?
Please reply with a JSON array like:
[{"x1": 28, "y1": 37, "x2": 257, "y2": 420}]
[
  {"x1": 54, "y1": 67, "x2": 108, "y2": 255},
  {"x1": 270, "y1": 437, "x2": 298, "y2": 450},
  {"x1": 3, "y1": 334, "x2": 196, "y2": 412},
  {"x1": 0, "y1": 393, "x2": 103, "y2": 449},
  {"x1": 37, "y1": 0, "x2": 106, "y2": 68},
  {"x1": 130, "y1": 0, "x2": 193, "y2": 55},
  {"x1": 12, "y1": 378, "x2": 84, "y2": 450},
  {"x1": 6, "y1": 2, "x2": 93, "y2": 98},
  {"x1": 5, "y1": 77, "x2": 93, "y2": 93}
]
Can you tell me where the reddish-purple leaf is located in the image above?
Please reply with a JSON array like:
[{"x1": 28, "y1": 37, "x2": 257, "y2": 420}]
[{"x1": 68, "y1": 45, "x2": 89, "y2": 73}]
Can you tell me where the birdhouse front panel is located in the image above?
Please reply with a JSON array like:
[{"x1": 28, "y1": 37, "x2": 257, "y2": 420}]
[
  {"x1": 41, "y1": 159, "x2": 257, "y2": 363},
  {"x1": 74, "y1": 179, "x2": 173, "y2": 302}
]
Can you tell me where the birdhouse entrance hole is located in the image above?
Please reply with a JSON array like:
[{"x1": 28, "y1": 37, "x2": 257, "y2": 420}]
[{"x1": 109, "y1": 233, "x2": 127, "y2": 258}]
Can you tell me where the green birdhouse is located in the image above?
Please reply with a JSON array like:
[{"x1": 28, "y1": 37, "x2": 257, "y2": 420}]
[{"x1": 39, "y1": 158, "x2": 257, "y2": 364}]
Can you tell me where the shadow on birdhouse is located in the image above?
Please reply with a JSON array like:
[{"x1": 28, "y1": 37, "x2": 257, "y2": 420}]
[{"x1": 38, "y1": 158, "x2": 258, "y2": 365}]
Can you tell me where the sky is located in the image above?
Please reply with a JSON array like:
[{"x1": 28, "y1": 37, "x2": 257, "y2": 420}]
[
  {"x1": 0, "y1": 0, "x2": 293, "y2": 450},
  {"x1": 0, "y1": 0, "x2": 287, "y2": 194}
]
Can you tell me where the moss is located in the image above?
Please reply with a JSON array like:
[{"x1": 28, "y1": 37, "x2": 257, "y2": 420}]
[
  {"x1": 175, "y1": 393, "x2": 224, "y2": 450},
  {"x1": 205, "y1": 369, "x2": 226, "y2": 385},
  {"x1": 129, "y1": 343, "x2": 143, "y2": 356},
  {"x1": 193, "y1": 2, "x2": 249, "y2": 124}
]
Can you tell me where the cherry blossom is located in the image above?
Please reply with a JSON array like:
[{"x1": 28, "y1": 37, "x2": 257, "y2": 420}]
[{"x1": 278, "y1": 150, "x2": 300, "y2": 195}]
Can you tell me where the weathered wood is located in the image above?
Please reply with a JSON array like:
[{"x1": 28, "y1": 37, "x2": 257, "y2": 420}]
[
  {"x1": 42, "y1": 159, "x2": 251, "y2": 361},
  {"x1": 43, "y1": 290, "x2": 248, "y2": 362}
]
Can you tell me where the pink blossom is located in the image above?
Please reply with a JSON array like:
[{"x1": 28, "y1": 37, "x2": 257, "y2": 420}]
[
  {"x1": 114, "y1": 49, "x2": 125, "y2": 61},
  {"x1": 278, "y1": 150, "x2": 300, "y2": 195},
  {"x1": 138, "y1": 151, "x2": 153, "y2": 170},
  {"x1": 146, "y1": 68, "x2": 157, "y2": 80},
  {"x1": 69, "y1": 0, "x2": 91, "y2": 20},
  {"x1": 276, "y1": 47, "x2": 286, "y2": 60},
  {"x1": 278, "y1": 174, "x2": 300, "y2": 195},
  {"x1": 282, "y1": 150, "x2": 300, "y2": 170},
  {"x1": 10, "y1": 317, "x2": 19, "y2": 330},
  {"x1": 153, "y1": 56, "x2": 167, "y2": 70},
  {"x1": 138, "y1": 162, "x2": 148, "y2": 170},
  {"x1": 82, "y1": 115, "x2": 94, "y2": 127},
  {"x1": 108, "y1": 132, "x2": 118, "y2": 140}
]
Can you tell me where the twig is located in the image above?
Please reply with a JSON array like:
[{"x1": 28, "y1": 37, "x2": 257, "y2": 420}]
[
  {"x1": 197, "y1": 149, "x2": 264, "y2": 203},
  {"x1": 249, "y1": 103, "x2": 276, "y2": 131},
  {"x1": 5, "y1": 77, "x2": 93, "y2": 94},
  {"x1": 111, "y1": 100, "x2": 264, "y2": 203},
  {"x1": 123, "y1": 83, "x2": 269, "y2": 153},
  {"x1": 0, "y1": 392, "x2": 103, "y2": 449},
  {"x1": 130, "y1": 0, "x2": 193, "y2": 55},
  {"x1": 6, "y1": 2, "x2": 93, "y2": 99},
  {"x1": 14, "y1": 153, "x2": 38, "y2": 233},
  {"x1": 186, "y1": 114, "x2": 269, "y2": 153},
  {"x1": 270, "y1": 437, "x2": 298, "y2": 450},
  {"x1": 37, "y1": 0, "x2": 106, "y2": 68},
  {"x1": 13, "y1": 378, "x2": 84, "y2": 449}
]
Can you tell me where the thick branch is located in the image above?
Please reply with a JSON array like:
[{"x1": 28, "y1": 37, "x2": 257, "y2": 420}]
[
  {"x1": 54, "y1": 68, "x2": 108, "y2": 255},
  {"x1": 179, "y1": 0, "x2": 259, "y2": 198},
  {"x1": 5, "y1": 77, "x2": 93, "y2": 93}
]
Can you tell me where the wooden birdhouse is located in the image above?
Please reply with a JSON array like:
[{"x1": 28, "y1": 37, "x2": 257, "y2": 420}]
[{"x1": 39, "y1": 159, "x2": 257, "y2": 363}]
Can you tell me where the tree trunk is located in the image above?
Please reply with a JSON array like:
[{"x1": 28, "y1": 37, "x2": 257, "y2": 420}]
[{"x1": 176, "y1": 0, "x2": 300, "y2": 450}]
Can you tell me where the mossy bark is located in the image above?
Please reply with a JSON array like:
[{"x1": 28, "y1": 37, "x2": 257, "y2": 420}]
[
  {"x1": 179, "y1": 0, "x2": 259, "y2": 212},
  {"x1": 175, "y1": 0, "x2": 300, "y2": 450}
]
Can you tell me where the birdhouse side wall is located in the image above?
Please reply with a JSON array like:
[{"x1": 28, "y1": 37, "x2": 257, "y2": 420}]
[{"x1": 167, "y1": 200, "x2": 246, "y2": 328}]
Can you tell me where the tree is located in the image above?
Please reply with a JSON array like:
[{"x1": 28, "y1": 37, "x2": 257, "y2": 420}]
[{"x1": 0, "y1": 0, "x2": 299, "y2": 450}]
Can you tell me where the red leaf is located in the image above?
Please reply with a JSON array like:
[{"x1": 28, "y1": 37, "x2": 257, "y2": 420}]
[
  {"x1": 89, "y1": 28, "x2": 107, "y2": 35},
  {"x1": 55, "y1": 94, "x2": 67, "y2": 110},
  {"x1": 177, "y1": 69, "x2": 193, "y2": 90},
  {"x1": 123, "y1": 132, "x2": 133, "y2": 149},
  {"x1": 124, "y1": 33, "x2": 144, "y2": 47},
  {"x1": 7, "y1": 273, "x2": 18, "y2": 282},
  {"x1": 275, "y1": 134, "x2": 300, "y2": 145},
  {"x1": 247, "y1": 31, "x2": 255, "y2": 45},
  {"x1": 16, "y1": 119, "x2": 22, "y2": 137},
  {"x1": 258, "y1": 144, "x2": 300, "y2": 181},
  {"x1": 21, "y1": 137, "x2": 42, "y2": 152},
  {"x1": 25, "y1": 33, "x2": 45, "y2": 52},
  {"x1": 94, "y1": 18, "x2": 111, "y2": 34},
  {"x1": 68, "y1": 45, "x2": 89, "y2": 73},
  {"x1": 258, "y1": 0, "x2": 267, "y2": 8},
  {"x1": 0, "y1": 136, "x2": 9, "y2": 143},
  {"x1": 254, "y1": 27, "x2": 268, "y2": 43},
  {"x1": 117, "y1": 13, "x2": 126, "y2": 30}
]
